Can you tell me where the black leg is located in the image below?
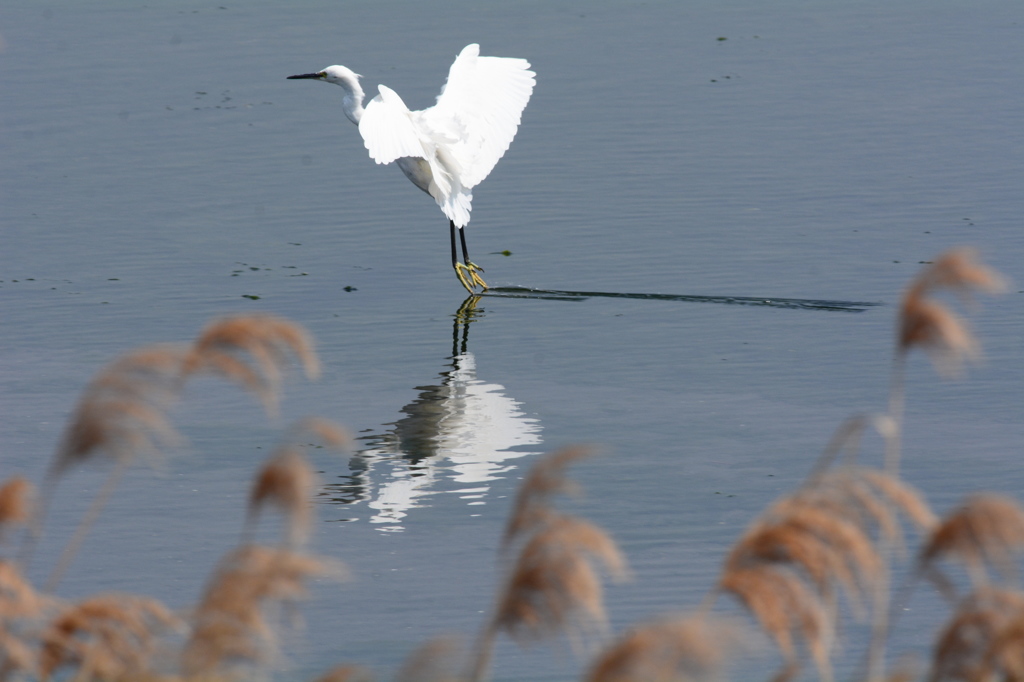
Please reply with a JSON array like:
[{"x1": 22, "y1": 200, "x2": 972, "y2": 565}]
[
  {"x1": 450, "y1": 220, "x2": 488, "y2": 292},
  {"x1": 449, "y1": 220, "x2": 459, "y2": 270},
  {"x1": 459, "y1": 224, "x2": 471, "y2": 266}
]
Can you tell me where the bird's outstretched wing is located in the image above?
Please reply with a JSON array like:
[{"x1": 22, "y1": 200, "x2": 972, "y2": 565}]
[
  {"x1": 359, "y1": 85, "x2": 424, "y2": 165},
  {"x1": 356, "y1": 44, "x2": 534, "y2": 228},
  {"x1": 423, "y1": 44, "x2": 536, "y2": 189},
  {"x1": 360, "y1": 82, "x2": 471, "y2": 225}
]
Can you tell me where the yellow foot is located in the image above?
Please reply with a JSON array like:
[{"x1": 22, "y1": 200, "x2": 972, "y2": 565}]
[{"x1": 455, "y1": 261, "x2": 488, "y2": 293}]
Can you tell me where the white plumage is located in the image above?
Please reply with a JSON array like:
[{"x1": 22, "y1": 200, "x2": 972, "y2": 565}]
[{"x1": 288, "y1": 44, "x2": 536, "y2": 292}]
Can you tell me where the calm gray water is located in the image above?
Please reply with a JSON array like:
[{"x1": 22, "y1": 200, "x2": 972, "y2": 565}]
[{"x1": 3, "y1": 0, "x2": 1024, "y2": 679}]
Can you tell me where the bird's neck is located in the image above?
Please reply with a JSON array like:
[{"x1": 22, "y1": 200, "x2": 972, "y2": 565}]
[
  {"x1": 339, "y1": 79, "x2": 365, "y2": 125},
  {"x1": 342, "y1": 93, "x2": 363, "y2": 125}
]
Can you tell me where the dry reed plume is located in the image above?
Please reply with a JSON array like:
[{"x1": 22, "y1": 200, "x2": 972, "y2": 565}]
[
  {"x1": 930, "y1": 586, "x2": 1024, "y2": 682},
  {"x1": 897, "y1": 247, "x2": 1006, "y2": 376},
  {"x1": 48, "y1": 316, "x2": 321, "y2": 476},
  {"x1": 469, "y1": 447, "x2": 627, "y2": 682},
  {"x1": 187, "y1": 419, "x2": 347, "y2": 677},
  {"x1": 583, "y1": 614, "x2": 742, "y2": 682},
  {"x1": 38, "y1": 345, "x2": 190, "y2": 591},
  {"x1": 47, "y1": 313, "x2": 320, "y2": 483},
  {"x1": 0, "y1": 479, "x2": 33, "y2": 544},
  {"x1": 0, "y1": 560, "x2": 50, "y2": 679},
  {"x1": 52, "y1": 345, "x2": 188, "y2": 477},
  {"x1": 494, "y1": 515, "x2": 627, "y2": 645},
  {"x1": 2, "y1": 313, "x2": 335, "y2": 681},
  {"x1": 38, "y1": 593, "x2": 180, "y2": 681},
  {"x1": 716, "y1": 466, "x2": 934, "y2": 682},
  {"x1": 888, "y1": 248, "x2": 1006, "y2": 472},
  {"x1": 182, "y1": 314, "x2": 321, "y2": 416},
  {"x1": 245, "y1": 418, "x2": 350, "y2": 548},
  {"x1": 920, "y1": 494, "x2": 1024, "y2": 596},
  {"x1": 29, "y1": 316, "x2": 322, "y2": 591},
  {"x1": 501, "y1": 445, "x2": 592, "y2": 548},
  {"x1": 182, "y1": 544, "x2": 345, "y2": 677}
]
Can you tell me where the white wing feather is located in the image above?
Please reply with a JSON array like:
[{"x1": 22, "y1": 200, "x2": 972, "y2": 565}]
[
  {"x1": 356, "y1": 44, "x2": 535, "y2": 227},
  {"x1": 425, "y1": 44, "x2": 536, "y2": 189},
  {"x1": 359, "y1": 86, "x2": 424, "y2": 164}
]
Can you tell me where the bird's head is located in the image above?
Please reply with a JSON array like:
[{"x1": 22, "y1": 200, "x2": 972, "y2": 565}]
[
  {"x1": 287, "y1": 65, "x2": 361, "y2": 88},
  {"x1": 287, "y1": 65, "x2": 366, "y2": 124}
]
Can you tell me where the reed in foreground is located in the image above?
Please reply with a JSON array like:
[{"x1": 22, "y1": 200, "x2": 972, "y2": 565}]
[
  {"x1": 468, "y1": 447, "x2": 628, "y2": 682},
  {"x1": 714, "y1": 465, "x2": 934, "y2": 682},
  {"x1": 4, "y1": 249, "x2": 1023, "y2": 681},
  {"x1": 584, "y1": 614, "x2": 742, "y2": 682},
  {"x1": 183, "y1": 544, "x2": 345, "y2": 678},
  {"x1": 887, "y1": 247, "x2": 1005, "y2": 472}
]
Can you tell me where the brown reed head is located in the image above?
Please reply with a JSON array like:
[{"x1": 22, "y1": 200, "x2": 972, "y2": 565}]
[
  {"x1": 470, "y1": 448, "x2": 623, "y2": 682},
  {"x1": 247, "y1": 447, "x2": 316, "y2": 548},
  {"x1": 0, "y1": 559, "x2": 51, "y2": 677},
  {"x1": 52, "y1": 345, "x2": 188, "y2": 476},
  {"x1": 246, "y1": 418, "x2": 349, "y2": 547},
  {"x1": 502, "y1": 446, "x2": 593, "y2": 550},
  {"x1": 930, "y1": 586, "x2": 1024, "y2": 682},
  {"x1": 494, "y1": 514, "x2": 628, "y2": 648},
  {"x1": 584, "y1": 613, "x2": 743, "y2": 682},
  {"x1": 182, "y1": 314, "x2": 321, "y2": 416},
  {"x1": 0, "y1": 560, "x2": 47, "y2": 622},
  {"x1": 898, "y1": 248, "x2": 1006, "y2": 376},
  {"x1": 719, "y1": 466, "x2": 933, "y2": 682},
  {"x1": 489, "y1": 448, "x2": 627, "y2": 651},
  {"x1": 732, "y1": 510, "x2": 877, "y2": 607},
  {"x1": 920, "y1": 493, "x2": 1024, "y2": 591},
  {"x1": 719, "y1": 565, "x2": 827, "y2": 682},
  {"x1": 0, "y1": 477, "x2": 33, "y2": 537},
  {"x1": 38, "y1": 593, "x2": 181, "y2": 681},
  {"x1": 182, "y1": 544, "x2": 345, "y2": 676},
  {"x1": 791, "y1": 468, "x2": 937, "y2": 557},
  {"x1": 910, "y1": 248, "x2": 1007, "y2": 300}
]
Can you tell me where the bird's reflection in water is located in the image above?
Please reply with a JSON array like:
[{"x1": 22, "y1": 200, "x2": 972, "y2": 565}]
[{"x1": 322, "y1": 297, "x2": 542, "y2": 532}]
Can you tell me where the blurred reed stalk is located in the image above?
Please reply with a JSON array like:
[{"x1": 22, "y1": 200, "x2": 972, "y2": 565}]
[
  {"x1": 583, "y1": 613, "x2": 742, "y2": 682},
  {"x1": 712, "y1": 454, "x2": 934, "y2": 682},
  {"x1": 38, "y1": 344, "x2": 189, "y2": 592},
  {"x1": 27, "y1": 315, "x2": 321, "y2": 593},
  {"x1": 181, "y1": 313, "x2": 320, "y2": 417},
  {"x1": 467, "y1": 447, "x2": 627, "y2": 682},
  {"x1": 182, "y1": 543, "x2": 345, "y2": 677},
  {"x1": 919, "y1": 494, "x2": 1024, "y2": 601},
  {"x1": 0, "y1": 556, "x2": 50, "y2": 680},
  {"x1": 186, "y1": 412, "x2": 347, "y2": 677},
  {"x1": 38, "y1": 593, "x2": 181, "y2": 681},
  {"x1": 887, "y1": 248, "x2": 1005, "y2": 473},
  {"x1": 244, "y1": 418, "x2": 349, "y2": 549},
  {"x1": 929, "y1": 587, "x2": 1024, "y2": 681},
  {"x1": 915, "y1": 494, "x2": 1024, "y2": 680},
  {"x1": 861, "y1": 249, "x2": 1005, "y2": 680}
]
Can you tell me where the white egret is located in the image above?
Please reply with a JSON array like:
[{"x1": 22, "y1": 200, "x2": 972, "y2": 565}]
[{"x1": 288, "y1": 44, "x2": 536, "y2": 293}]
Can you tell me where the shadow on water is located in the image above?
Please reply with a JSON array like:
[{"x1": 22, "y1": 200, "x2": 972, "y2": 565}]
[
  {"x1": 320, "y1": 297, "x2": 542, "y2": 532},
  {"x1": 483, "y1": 286, "x2": 882, "y2": 313}
]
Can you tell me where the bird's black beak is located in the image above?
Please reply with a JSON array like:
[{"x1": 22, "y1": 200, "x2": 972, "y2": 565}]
[{"x1": 287, "y1": 72, "x2": 322, "y2": 80}]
